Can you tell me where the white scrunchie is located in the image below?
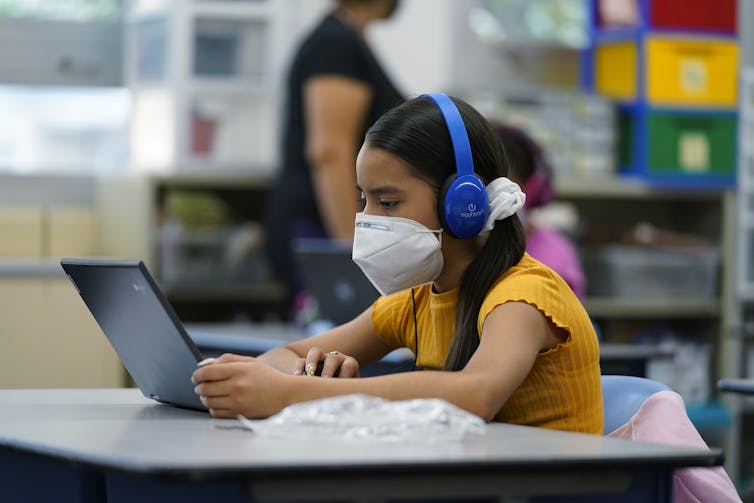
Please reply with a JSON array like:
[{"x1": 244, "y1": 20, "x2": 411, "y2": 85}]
[{"x1": 483, "y1": 177, "x2": 526, "y2": 231}]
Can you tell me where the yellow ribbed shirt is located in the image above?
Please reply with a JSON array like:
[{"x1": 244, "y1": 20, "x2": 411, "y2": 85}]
[{"x1": 371, "y1": 253, "x2": 603, "y2": 434}]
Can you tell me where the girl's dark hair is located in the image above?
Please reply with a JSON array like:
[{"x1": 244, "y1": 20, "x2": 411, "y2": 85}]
[{"x1": 365, "y1": 96, "x2": 527, "y2": 371}]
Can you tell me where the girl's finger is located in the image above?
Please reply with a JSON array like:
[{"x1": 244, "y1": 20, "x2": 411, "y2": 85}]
[
  {"x1": 320, "y1": 351, "x2": 343, "y2": 378},
  {"x1": 293, "y1": 358, "x2": 306, "y2": 376},
  {"x1": 305, "y1": 347, "x2": 324, "y2": 376}
]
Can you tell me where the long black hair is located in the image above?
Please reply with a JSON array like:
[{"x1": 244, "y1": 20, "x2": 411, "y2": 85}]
[{"x1": 365, "y1": 95, "x2": 527, "y2": 371}]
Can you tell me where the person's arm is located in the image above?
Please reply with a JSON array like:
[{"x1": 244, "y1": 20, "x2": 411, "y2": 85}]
[
  {"x1": 304, "y1": 75, "x2": 372, "y2": 240},
  {"x1": 193, "y1": 301, "x2": 561, "y2": 420},
  {"x1": 255, "y1": 307, "x2": 393, "y2": 377}
]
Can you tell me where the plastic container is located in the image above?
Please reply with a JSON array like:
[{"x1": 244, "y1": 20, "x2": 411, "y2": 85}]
[
  {"x1": 582, "y1": 244, "x2": 720, "y2": 298},
  {"x1": 645, "y1": 37, "x2": 738, "y2": 107},
  {"x1": 648, "y1": 0, "x2": 737, "y2": 34},
  {"x1": 158, "y1": 220, "x2": 270, "y2": 285},
  {"x1": 597, "y1": 0, "x2": 737, "y2": 34},
  {"x1": 617, "y1": 107, "x2": 737, "y2": 186},
  {"x1": 595, "y1": 36, "x2": 739, "y2": 107}
]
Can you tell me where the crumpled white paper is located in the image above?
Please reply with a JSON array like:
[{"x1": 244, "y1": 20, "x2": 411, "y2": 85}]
[{"x1": 236, "y1": 394, "x2": 486, "y2": 443}]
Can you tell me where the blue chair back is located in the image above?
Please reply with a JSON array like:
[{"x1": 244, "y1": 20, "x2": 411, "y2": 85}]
[{"x1": 601, "y1": 375, "x2": 671, "y2": 434}]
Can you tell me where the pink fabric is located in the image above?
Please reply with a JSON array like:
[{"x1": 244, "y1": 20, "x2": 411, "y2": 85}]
[
  {"x1": 526, "y1": 226, "x2": 586, "y2": 298},
  {"x1": 607, "y1": 390, "x2": 741, "y2": 503}
]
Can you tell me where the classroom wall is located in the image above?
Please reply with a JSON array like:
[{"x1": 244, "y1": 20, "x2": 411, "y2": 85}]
[
  {"x1": 273, "y1": 0, "x2": 456, "y2": 95},
  {"x1": 368, "y1": 0, "x2": 455, "y2": 95},
  {"x1": 369, "y1": 0, "x2": 580, "y2": 95}
]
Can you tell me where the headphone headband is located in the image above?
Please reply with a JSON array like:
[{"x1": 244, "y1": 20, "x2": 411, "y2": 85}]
[
  {"x1": 421, "y1": 93, "x2": 474, "y2": 178},
  {"x1": 421, "y1": 93, "x2": 488, "y2": 240}
]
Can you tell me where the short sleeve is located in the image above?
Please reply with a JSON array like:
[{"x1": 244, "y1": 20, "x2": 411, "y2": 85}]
[
  {"x1": 476, "y1": 256, "x2": 573, "y2": 338},
  {"x1": 297, "y1": 23, "x2": 370, "y2": 84}
]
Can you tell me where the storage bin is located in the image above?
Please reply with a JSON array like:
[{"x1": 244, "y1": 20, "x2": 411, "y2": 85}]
[
  {"x1": 650, "y1": 0, "x2": 736, "y2": 34},
  {"x1": 618, "y1": 107, "x2": 737, "y2": 185},
  {"x1": 595, "y1": 36, "x2": 739, "y2": 107},
  {"x1": 646, "y1": 339, "x2": 711, "y2": 404},
  {"x1": 192, "y1": 18, "x2": 267, "y2": 79},
  {"x1": 594, "y1": 41, "x2": 637, "y2": 101},
  {"x1": 686, "y1": 402, "x2": 731, "y2": 448},
  {"x1": 158, "y1": 220, "x2": 270, "y2": 285},
  {"x1": 597, "y1": 0, "x2": 737, "y2": 34},
  {"x1": 582, "y1": 244, "x2": 720, "y2": 298}
]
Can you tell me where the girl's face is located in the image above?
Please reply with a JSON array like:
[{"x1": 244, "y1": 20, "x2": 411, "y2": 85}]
[{"x1": 355, "y1": 144, "x2": 440, "y2": 230}]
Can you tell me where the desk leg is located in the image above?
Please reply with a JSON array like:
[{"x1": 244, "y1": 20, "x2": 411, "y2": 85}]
[{"x1": 0, "y1": 448, "x2": 105, "y2": 503}]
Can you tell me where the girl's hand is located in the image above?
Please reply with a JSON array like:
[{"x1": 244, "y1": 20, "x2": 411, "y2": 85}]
[
  {"x1": 191, "y1": 353, "x2": 292, "y2": 418},
  {"x1": 293, "y1": 346, "x2": 360, "y2": 378}
]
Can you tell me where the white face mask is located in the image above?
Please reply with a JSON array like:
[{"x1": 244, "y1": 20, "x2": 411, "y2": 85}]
[{"x1": 352, "y1": 212, "x2": 444, "y2": 296}]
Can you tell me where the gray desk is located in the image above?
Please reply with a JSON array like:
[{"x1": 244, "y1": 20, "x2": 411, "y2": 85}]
[
  {"x1": 717, "y1": 378, "x2": 754, "y2": 395},
  {"x1": 598, "y1": 343, "x2": 674, "y2": 377},
  {"x1": 186, "y1": 322, "x2": 417, "y2": 376},
  {"x1": 186, "y1": 323, "x2": 670, "y2": 378},
  {"x1": 0, "y1": 389, "x2": 722, "y2": 503},
  {"x1": 0, "y1": 259, "x2": 65, "y2": 278}
]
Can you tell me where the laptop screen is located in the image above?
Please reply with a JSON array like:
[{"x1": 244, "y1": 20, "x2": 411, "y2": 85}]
[
  {"x1": 61, "y1": 258, "x2": 206, "y2": 411},
  {"x1": 293, "y1": 238, "x2": 379, "y2": 325}
]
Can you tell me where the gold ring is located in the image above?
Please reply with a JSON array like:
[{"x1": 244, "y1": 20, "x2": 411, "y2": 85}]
[{"x1": 327, "y1": 351, "x2": 340, "y2": 357}]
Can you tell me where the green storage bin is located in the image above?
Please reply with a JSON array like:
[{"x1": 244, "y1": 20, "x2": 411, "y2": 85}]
[
  {"x1": 618, "y1": 107, "x2": 737, "y2": 186},
  {"x1": 648, "y1": 113, "x2": 736, "y2": 174}
]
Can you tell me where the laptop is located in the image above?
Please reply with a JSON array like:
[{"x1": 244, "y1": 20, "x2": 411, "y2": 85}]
[
  {"x1": 294, "y1": 238, "x2": 379, "y2": 325},
  {"x1": 61, "y1": 258, "x2": 207, "y2": 411}
]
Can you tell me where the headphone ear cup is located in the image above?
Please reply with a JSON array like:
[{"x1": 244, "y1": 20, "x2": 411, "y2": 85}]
[
  {"x1": 437, "y1": 174, "x2": 455, "y2": 232},
  {"x1": 438, "y1": 173, "x2": 488, "y2": 239}
]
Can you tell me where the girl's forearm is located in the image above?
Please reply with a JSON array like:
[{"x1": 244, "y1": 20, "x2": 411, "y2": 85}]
[
  {"x1": 257, "y1": 346, "x2": 303, "y2": 374},
  {"x1": 285, "y1": 370, "x2": 498, "y2": 421}
]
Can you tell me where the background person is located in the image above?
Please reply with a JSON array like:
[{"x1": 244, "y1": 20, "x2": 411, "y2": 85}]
[
  {"x1": 264, "y1": 0, "x2": 404, "y2": 320},
  {"x1": 492, "y1": 122, "x2": 586, "y2": 298}
]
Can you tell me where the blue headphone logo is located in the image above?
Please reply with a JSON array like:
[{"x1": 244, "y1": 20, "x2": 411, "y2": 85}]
[{"x1": 422, "y1": 93, "x2": 488, "y2": 240}]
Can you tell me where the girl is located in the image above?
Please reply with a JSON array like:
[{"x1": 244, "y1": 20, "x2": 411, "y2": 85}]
[{"x1": 193, "y1": 94, "x2": 603, "y2": 434}]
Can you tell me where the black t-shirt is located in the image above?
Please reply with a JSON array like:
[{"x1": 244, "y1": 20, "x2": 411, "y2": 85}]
[
  {"x1": 264, "y1": 13, "x2": 403, "y2": 301},
  {"x1": 275, "y1": 12, "x2": 403, "y2": 225}
]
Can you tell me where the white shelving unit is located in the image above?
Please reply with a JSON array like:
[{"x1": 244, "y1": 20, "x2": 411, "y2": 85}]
[
  {"x1": 125, "y1": 0, "x2": 289, "y2": 174},
  {"x1": 556, "y1": 179, "x2": 734, "y2": 360},
  {"x1": 97, "y1": 171, "x2": 287, "y2": 321},
  {"x1": 556, "y1": 178, "x2": 737, "y2": 476},
  {"x1": 730, "y1": 66, "x2": 754, "y2": 489},
  {"x1": 736, "y1": 69, "x2": 754, "y2": 302}
]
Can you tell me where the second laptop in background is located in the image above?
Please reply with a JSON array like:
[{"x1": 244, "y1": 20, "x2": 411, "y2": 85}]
[{"x1": 293, "y1": 238, "x2": 379, "y2": 326}]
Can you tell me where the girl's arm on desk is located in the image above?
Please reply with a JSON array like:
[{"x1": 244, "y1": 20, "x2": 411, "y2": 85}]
[
  {"x1": 192, "y1": 301, "x2": 550, "y2": 421},
  {"x1": 253, "y1": 307, "x2": 394, "y2": 378}
]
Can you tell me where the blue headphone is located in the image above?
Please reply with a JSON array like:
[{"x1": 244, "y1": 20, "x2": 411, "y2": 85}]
[{"x1": 422, "y1": 93, "x2": 488, "y2": 240}]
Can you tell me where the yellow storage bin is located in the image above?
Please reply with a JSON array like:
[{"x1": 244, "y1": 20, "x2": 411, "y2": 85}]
[
  {"x1": 595, "y1": 42, "x2": 638, "y2": 101},
  {"x1": 647, "y1": 38, "x2": 738, "y2": 106},
  {"x1": 595, "y1": 36, "x2": 738, "y2": 107}
]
